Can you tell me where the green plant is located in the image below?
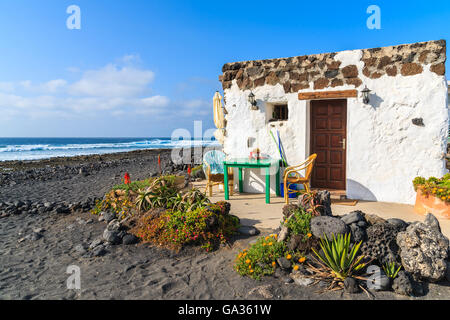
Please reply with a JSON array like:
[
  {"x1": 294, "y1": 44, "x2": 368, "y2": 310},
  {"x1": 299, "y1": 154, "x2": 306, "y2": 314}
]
[
  {"x1": 91, "y1": 190, "x2": 135, "y2": 220},
  {"x1": 135, "y1": 176, "x2": 179, "y2": 211},
  {"x1": 190, "y1": 165, "x2": 203, "y2": 177},
  {"x1": 382, "y1": 261, "x2": 402, "y2": 279},
  {"x1": 298, "y1": 190, "x2": 323, "y2": 216},
  {"x1": 281, "y1": 208, "x2": 312, "y2": 239},
  {"x1": 311, "y1": 233, "x2": 367, "y2": 281},
  {"x1": 234, "y1": 234, "x2": 287, "y2": 280},
  {"x1": 112, "y1": 178, "x2": 155, "y2": 193},
  {"x1": 172, "y1": 189, "x2": 211, "y2": 212},
  {"x1": 133, "y1": 203, "x2": 239, "y2": 252},
  {"x1": 282, "y1": 203, "x2": 300, "y2": 219},
  {"x1": 92, "y1": 175, "x2": 187, "y2": 220},
  {"x1": 413, "y1": 175, "x2": 450, "y2": 202}
]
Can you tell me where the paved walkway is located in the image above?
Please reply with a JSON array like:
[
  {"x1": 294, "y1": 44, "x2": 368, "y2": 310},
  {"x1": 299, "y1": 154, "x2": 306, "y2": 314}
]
[{"x1": 193, "y1": 182, "x2": 450, "y2": 238}]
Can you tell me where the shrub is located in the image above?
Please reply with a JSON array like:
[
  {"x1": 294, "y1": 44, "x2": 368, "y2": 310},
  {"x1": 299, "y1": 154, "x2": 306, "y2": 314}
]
[
  {"x1": 234, "y1": 234, "x2": 287, "y2": 280},
  {"x1": 413, "y1": 174, "x2": 450, "y2": 202},
  {"x1": 170, "y1": 189, "x2": 211, "y2": 212},
  {"x1": 281, "y1": 207, "x2": 312, "y2": 239},
  {"x1": 133, "y1": 203, "x2": 239, "y2": 252},
  {"x1": 92, "y1": 175, "x2": 210, "y2": 221},
  {"x1": 135, "y1": 176, "x2": 180, "y2": 211},
  {"x1": 282, "y1": 203, "x2": 300, "y2": 219},
  {"x1": 92, "y1": 175, "x2": 183, "y2": 220},
  {"x1": 298, "y1": 190, "x2": 323, "y2": 216},
  {"x1": 91, "y1": 190, "x2": 135, "y2": 220}
]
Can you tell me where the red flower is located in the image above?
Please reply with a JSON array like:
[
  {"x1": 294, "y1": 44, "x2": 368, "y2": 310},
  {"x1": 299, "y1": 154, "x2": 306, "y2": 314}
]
[
  {"x1": 124, "y1": 172, "x2": 131, "y2": 184},
  {"x1": 158, "y1": 154, "x2": 162, "y2": 173}
]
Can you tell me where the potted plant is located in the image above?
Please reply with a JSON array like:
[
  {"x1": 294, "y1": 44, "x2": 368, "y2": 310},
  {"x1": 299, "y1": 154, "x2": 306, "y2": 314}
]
[{"x1": 413, "y1": 174, "x2": 450, "y2": 219}]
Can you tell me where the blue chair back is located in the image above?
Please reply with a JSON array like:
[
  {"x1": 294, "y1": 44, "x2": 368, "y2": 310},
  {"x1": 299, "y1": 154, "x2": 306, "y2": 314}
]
[{"x1": 203, "y1": 150, "x2": 226, "y2": 175}]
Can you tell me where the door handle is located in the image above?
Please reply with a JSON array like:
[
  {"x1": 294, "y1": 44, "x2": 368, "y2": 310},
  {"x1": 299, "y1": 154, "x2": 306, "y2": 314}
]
[{"x1": 340, "y1": 138, "x2": 346, "y2": 150}]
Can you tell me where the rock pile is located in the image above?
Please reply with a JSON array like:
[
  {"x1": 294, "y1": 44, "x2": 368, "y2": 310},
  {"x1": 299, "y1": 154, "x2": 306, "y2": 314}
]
[
  {"x1": 397, "y1": 213, "x2": 449, "y2": 282},
  {"x1": 0, "y1": 198, "x2": 99, "y2": 218},
  {"x1": 99, "y1": 212, "x2": 140, "y2": 247}
]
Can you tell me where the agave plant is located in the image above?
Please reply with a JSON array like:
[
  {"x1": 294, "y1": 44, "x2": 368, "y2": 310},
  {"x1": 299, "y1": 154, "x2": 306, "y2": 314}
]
[
  {"x1": 135, "y1": 176, "x2": 178, "y2": 211},
  {"x1": 310, "y1": 233, "x2": 367, "y2": 283},
  {"x1": 382, "y1": 261, "x2": 402, "y2": 279},
  {"x1": 172, "y1": 188, "x2": 210, "y2": 212}
]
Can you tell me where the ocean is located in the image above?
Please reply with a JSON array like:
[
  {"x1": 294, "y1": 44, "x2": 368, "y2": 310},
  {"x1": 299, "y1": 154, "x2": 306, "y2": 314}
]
[{"x1": 0, "y1": 137, "x2": 220, "y2": 161}]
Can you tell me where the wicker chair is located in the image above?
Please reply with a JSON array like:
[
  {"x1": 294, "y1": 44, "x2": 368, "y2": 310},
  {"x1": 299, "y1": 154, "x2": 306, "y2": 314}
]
[
  {"x1": 283, "y1": 154, "x2": 317, "y2": 204},
  {"x1": 202, "y1": 150, "x2": 234, "y2": 196}
]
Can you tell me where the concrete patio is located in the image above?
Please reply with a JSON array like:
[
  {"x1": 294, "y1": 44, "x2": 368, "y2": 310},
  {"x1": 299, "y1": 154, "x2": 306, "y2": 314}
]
[{"x1": 192, "y1": 181, "x2": 450, "y2": 238}]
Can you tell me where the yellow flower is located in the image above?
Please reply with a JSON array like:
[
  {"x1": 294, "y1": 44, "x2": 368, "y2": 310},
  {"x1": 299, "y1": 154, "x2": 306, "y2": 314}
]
[
  {"x1": 246, "y1": 259, "x2": 251, "y2": 264},
  {"x1": 250, "y1": 269, "x2": 254, "y2": 273},
  {"x1": 307, "y1": 233, "x2": 312, "y2": 238},
  {"x1": 298, "y1": 257, "x2": 306, "y2": 263},
  {"x1": 293, "y1": 265, "x2": 299, "y2": 271},
  {"x1": 286, "y1": 254, "x2": 292, "y2": 260},
  {"x1": 272, "y1": 261, "x2": 276, "y2": 267},
  {"x1": 274, "y1": 234, "x2": 278, "y2": 239},
  {"x1": 268, "y1": 242, "x2": 273, "y2": 246},
  {"x1": 265, "y1": 236, "x2": 270, "y2": 241},
  {"x1": 262, "y1": 243, "x2": 266, "y2": 246}
]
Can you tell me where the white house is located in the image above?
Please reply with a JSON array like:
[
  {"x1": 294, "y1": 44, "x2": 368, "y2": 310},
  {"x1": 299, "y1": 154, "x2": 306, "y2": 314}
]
[{"x1": 219, "y1": 40, "x2": 448, "y2": 205}]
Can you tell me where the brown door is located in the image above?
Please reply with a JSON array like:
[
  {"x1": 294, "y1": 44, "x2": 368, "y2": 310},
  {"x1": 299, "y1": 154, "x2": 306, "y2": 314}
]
[{"x1": 310, "y1": 99, "x2": 347, "y2": 190}]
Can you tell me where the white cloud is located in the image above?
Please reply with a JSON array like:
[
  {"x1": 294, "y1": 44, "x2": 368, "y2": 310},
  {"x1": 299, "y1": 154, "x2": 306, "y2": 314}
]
[
  {"x1": 0, "y1": 82, "x2": 15, "y2": 92},
  {"x1": 185, "y1": 99, "x2": 209, "y2": 109},
  {"x1": 140, "y1": 95, "x2": 170, "y2": 107},
  {"x1": 41, "y1": 79, "x2": 67, "y2": 93},
  {"x1": 20, "y1": 80, "x2": 32, "y2": 89},
  {"x1": 0, "y1": 55, "x2": 170, "y2": 119},
  {"x1": 69, "y1": 64, "x2": 154, "y2": 97},
  {"x1": 120, "y1": 54, "x2": 141, "y2": 64},
  {"x1": 0, "y1": 55, "x2": 215, "y2": 125},
  {"x1": 179, "y1": 99, "x2": 211, "y2": 116}
]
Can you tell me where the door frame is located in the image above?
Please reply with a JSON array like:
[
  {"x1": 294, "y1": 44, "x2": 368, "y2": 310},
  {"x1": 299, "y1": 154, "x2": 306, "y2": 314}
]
[{"x1": 308, "y1": 99, "x2": 347, "y2": 190}]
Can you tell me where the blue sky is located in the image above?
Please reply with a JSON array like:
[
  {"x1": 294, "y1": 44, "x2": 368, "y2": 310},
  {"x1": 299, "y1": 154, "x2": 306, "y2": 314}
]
[{"x1": 0, "y1": 0, "x2": 448, "y2": 137}]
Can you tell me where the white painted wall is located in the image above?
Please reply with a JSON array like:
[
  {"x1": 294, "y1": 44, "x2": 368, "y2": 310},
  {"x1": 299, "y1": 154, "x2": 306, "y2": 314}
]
[{"x1": 223, "y1": 49, "x2": 448, "y2": 204}]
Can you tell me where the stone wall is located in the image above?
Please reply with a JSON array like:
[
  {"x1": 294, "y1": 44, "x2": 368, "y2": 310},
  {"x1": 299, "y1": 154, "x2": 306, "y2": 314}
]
[{"x1": 220, "y1": 40, "x2": 446, "y2": 93}]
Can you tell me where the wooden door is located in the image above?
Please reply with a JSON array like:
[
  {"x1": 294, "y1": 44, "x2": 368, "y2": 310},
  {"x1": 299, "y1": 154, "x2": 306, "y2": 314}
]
[{"x1": 310, "y1": 99, "x2": 347, "y2": 190}]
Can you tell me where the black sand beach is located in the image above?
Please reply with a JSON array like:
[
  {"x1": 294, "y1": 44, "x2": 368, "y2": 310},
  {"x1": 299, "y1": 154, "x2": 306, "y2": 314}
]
[{"x1": 1, "y1": 149, "x2": 450, "y2": 300}]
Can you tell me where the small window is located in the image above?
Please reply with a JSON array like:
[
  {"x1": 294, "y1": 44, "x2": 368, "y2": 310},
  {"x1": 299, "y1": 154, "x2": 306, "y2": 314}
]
[{"x1": 271, "y1": 104, "x2": 288, "y2": 121}]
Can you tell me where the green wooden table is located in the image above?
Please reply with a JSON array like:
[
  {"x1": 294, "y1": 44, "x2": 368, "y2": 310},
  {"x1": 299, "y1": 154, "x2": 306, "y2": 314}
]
[{"x1": 223, "y1": 158, "x2": 281, "y2": 204}]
